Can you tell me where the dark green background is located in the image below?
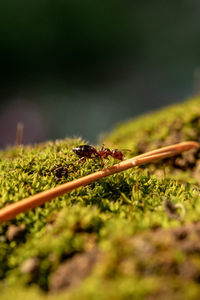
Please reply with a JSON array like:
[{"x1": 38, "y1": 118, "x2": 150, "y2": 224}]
[{"x1": 0, "y1": 1, "x2": 200, "y2": 147}]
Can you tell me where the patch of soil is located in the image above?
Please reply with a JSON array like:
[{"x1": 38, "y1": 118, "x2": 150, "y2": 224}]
[
  {"x1": 128, "y1": 222, "x2": 200, "y2": 281},
  {"x1": 6, "y1": 224, "x2": 26, "y2": 241},
  {"x1": 49, "y1": 247, "x2": 101, "y2": 292}
]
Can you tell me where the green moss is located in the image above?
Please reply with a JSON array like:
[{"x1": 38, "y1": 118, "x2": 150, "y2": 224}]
[
  {"x1": 1, "y1": 96, "x2": 200, "y2": 299},
  {"x1": 105, "y1": 96, "x2": 200, "y2": 151}
]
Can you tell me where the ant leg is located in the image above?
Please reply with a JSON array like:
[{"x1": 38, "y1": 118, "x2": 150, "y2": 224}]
[
  {"x1": 73, "y1": 157, "x2": 86, "y2": 166},
  {"x1": 100, "y1": 157, "x2": 104, "y2": 169},
  {"x1": 78, "y1": 157, "x2": 86, "y2": 164},
  {"x1": 65, "y1": 163, "x2": 77, "y2": 173}
]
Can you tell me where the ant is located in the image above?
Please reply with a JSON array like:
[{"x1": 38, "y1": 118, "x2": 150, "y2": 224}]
[
  {"x1": 53, "y1": 166, "x2": 69, "y2": 180},
  {"x1": 72, "y1": 144, "x2": 123, "y2": 167},
  {"x1": 50, "y1": 164, "x2": 76, "y2": 181}
]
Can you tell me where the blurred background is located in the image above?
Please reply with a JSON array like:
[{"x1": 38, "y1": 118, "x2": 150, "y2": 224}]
[{"x1": 0, "y1": 0, "x2": 200, "y2": 148}]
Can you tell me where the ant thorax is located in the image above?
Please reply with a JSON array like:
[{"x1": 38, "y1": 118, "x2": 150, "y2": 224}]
[{"x1": 98, "y1": 147, "x2": 112, "y2": 159}]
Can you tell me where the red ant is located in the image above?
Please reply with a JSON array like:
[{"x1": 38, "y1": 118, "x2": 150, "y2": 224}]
[{"x1": 72, "y1": 144, "x2": 123, "y2": 167}]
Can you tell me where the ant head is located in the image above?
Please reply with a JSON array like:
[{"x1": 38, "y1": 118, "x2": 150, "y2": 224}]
[{"x1": 112, "y1": 149, "x2": 123, "y2": 160}]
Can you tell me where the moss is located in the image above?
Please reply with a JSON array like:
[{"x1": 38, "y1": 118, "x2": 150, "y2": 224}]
[{"x1": 1, "y1": 96, "x2": 200, "y2": 299}]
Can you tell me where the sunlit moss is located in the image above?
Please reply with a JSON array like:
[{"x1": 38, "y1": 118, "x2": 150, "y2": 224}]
[{"x1": 1, "y1": 97, "x2": 200, "y2": 299}]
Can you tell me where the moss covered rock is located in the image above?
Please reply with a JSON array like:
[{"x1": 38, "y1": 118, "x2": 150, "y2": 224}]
[{"x1": 1, "y1": 96, "x2": 200, "y2": 299}]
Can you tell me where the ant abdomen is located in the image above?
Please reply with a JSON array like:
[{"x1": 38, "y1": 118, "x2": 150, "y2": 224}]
[{"x1": 72, "y1": 145, "x2": 99, "y2": 158}]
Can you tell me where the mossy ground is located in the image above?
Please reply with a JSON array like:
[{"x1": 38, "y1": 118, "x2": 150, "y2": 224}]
[{"x1": 1, "y1": 96, "x2": 200, "y2": 299}]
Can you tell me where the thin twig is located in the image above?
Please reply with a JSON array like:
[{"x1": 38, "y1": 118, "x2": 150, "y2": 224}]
[
  {"x1": 16, "y1": 122, "x2": 24, "y2": 146},
  {"x1": 0, "y1": 141, "x2": 198, "y2": 223}
]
